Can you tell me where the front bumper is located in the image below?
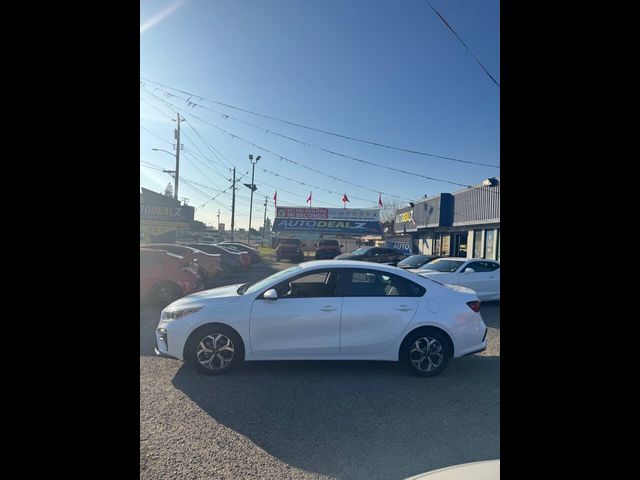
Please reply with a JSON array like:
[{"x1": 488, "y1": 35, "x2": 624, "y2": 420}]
[{"x1": 154, "y1": 347, "x2": 180, "y2": 360}]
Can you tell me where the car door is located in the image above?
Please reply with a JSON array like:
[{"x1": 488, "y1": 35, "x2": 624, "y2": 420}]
[
  {"x1": 476, "y1": 261, "x2": 500, "y2": 298},
  {"x1": 454, "y1": 261, "x2": 492, "y2": 297},
  {"x1": 339, "y1": 269, "x2": 422, "y2": 354},
  {"x1": 250, "y1": 269, "x2": 344, "y2": 356}
]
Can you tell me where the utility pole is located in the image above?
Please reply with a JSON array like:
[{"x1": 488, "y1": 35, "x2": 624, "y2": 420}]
[
  {"x1": 174, "y1": 114, "x2": 181, "y2": 200},
  {"x1": 231, "y1": 167, "x2": 236, "y2": 241},
  {"x1": 261, "y1": 196, "x2": 267, "y2": 247},
  {"x1": 217, "y1": 209, "x2": 220, "y2": 230},
  {"x1": 246, "y1": 154, "x2": 261, "y2": 245}
]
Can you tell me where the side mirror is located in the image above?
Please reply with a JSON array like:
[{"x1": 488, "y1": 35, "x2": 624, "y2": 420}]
[
  {"x1": 263, "y1": 288, "x2": 278, "y2": 300},
  {"x1": 463, "y1": 267, "x2": 475, "y2": 274}
]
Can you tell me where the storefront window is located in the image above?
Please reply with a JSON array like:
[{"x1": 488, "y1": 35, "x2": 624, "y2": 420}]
[
  {"x1": 453, "y1": 232, "x2": 468, "y2": 257},
  {"x1": 441, "y1": 234, "x2": 451, "y2": 257},
  {"x1": 434, "y1": 234, "x2": 442, "y2": 256},
  {"x1": 473, "y1": 230, "x2": 483, "y2": 258},
  {"x1": 485, "y1": 230, "x2": 495, "y2": 260}
]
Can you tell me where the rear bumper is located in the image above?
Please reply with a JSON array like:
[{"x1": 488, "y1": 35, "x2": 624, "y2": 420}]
[{"x1": 277, "y1": 252, "x2": 304, "y2": 260}]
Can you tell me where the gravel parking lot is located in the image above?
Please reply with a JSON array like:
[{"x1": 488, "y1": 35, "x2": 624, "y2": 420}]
[{"x1": 140, "y1": 259, "x2": 499, "y2": 479}]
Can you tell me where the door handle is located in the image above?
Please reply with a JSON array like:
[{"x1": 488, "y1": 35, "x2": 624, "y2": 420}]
[
  {"x1": 396, "y1": 305, "x2": 415, "y2": 311},
  {"x1": 321, "y1": 306, "x2": 337, "y2": 311}
]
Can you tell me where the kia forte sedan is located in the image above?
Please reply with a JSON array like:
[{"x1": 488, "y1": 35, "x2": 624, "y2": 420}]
[{"x1": 155, "y1": 260, "x2": 488, "y2": 377}]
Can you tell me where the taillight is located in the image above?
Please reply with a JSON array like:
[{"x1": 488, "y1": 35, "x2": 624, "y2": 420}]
[{"x1": 466, "y1": 301, "x2": 481, "y2": 312}]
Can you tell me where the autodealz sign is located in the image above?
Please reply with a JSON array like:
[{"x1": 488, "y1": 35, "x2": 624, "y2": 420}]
[
  {"x1": 273, "y1": 207, "x2": 382, "y2": 234},
  {"x1": 140, "y1": 204, "x2": 194, "y2": 223}
]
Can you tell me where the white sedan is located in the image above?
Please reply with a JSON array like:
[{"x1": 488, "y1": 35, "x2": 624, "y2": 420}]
[
  {"x1": 414, "y1": 258, "x2": 500, "y2": 301},
  {"x1": 155, "y1": 260, "x2": 488, "y2": 376}
]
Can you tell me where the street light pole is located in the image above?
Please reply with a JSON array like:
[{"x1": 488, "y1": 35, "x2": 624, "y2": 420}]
[
  {"x1": 247, "y1": 154, "x2": 261, "y2": 244},
  {"x1": 261, "y1": 196, "x2": 268, "y2": 247}
]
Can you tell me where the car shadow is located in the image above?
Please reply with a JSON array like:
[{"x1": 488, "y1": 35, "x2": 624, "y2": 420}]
[{"x1": 171, "y1": 355, "x2": 500, "y2": 480}]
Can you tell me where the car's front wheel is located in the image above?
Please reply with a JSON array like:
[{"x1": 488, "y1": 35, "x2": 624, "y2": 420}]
[
  {"x1": 402, "y1": 330, "x2": 451, "y2": 377},
  {"x1": 150, "y1": 281, "x2": 183, "y2": 307},
  {"x1": 186, "y1": 326, "x2": 244, "y2": 375}
]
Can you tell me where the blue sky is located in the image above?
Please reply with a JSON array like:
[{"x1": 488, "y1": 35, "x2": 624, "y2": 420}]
[{"x1": 140, "y1": 0, "x2": 499, "y2": 227}]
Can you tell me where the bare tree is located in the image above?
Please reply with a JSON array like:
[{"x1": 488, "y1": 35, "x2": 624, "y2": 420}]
[
  {"x1": 163, "y1": 183, "x2": 174, "y2": 197},
  {"x1": 378, "y1": 198, "x2": 405, "y2": 230}
]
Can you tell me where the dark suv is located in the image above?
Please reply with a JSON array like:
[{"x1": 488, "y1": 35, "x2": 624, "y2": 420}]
[
  {"x1": 276, "y1": 238, "x2": 304, "y2": 262},
  {"x1": 314, "y1": 239, "x2": 342, "y2": 259}
]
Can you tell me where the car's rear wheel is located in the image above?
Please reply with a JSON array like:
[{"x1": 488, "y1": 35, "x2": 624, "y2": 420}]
[
  {"x1": 402, "y1": 330, "x2": 451, "y2": 377},
  {"x1": 186, "y1": 326, "x2": 244, "y2": 375},
  {"x1": 150, "y1": 281, "x2": 183, "y2": 307}
]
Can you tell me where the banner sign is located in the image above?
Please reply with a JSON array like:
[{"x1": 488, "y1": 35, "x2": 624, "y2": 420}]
[
  {"x1": 140, "y1": 204, "x2": 194, "y2": 223},
  {"x1": 273, "y1": 207, "x2": 382, "y2": 234}
]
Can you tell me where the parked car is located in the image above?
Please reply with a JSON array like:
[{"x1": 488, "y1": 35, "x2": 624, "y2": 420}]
[
  {"x1": 276, "y1": 238, "x2": 304, "y2": 262},
  {"x1": 142, "y1": 243, "x2": 222, "y2": 284},
  {"x1": 334, "y1": 246, "x2": 408, "y2": 265},
  {"x1": 219, "y1": 242, "x2": 262, "y2": 264},
  {"x1": 314, "y1": 239, "x2": 342, "y2": 259},
  {"x1": 396, "y1": 254, "x2": 441, "y2": 270},
  {"x1": 216, "y1": 244, "x2": 251, "y2": 267},
  {"x1": 182, "y1": 243, "x2": 245, "y2": 277},
  {"x1": 155, "y1": 260, "x2": 487, "y2": 377},
  {"x1": 404, "y1": 460, "x2": 500, "y2": 479},
  {"x1": 413, "y1": 258, "x2": 500, "y2": 301},
  {"x1": 140, "y1": 248, "x2": 202, "y2": 306}
]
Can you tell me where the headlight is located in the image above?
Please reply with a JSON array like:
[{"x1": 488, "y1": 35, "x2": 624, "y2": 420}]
[{"x1": 161, "y1": 307, "x2": 202, "y2": 321}]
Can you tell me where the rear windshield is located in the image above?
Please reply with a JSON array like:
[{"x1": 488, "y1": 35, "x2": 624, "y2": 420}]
[
  {"x1": 420, "y1": 258, "x2": 465, "y2": 272},
  {"x1": 319, "y1": 240, "x2": 338, "y2": 246},
  {"x1": 398, "y1": 255, "x2": 432, "y2": 266}
]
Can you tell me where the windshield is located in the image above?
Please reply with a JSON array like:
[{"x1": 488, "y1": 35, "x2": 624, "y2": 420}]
[
  {"x1": 419, "y1": 258, "x2": 465, "y2": 273},
  {"x1": 242, "y1": 265, "x2": 303, "y2": 295},
  {"x1": 398, "y1": 255, "x2": 431, "y2": 266},
  {"x1": 350, "y1": 247, "x2": 372, "y2": 255}
]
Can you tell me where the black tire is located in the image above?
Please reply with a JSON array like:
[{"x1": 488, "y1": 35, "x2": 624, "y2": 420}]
[
  {"x1": 150, "y1": 281, "x2": 183, "y2": 307},
  {"x1": 185, "y1": 325, "x2": 244, "y2": 375},
  {"x1": 401, "y1": 329, "x2": 451, "y2": 377}
]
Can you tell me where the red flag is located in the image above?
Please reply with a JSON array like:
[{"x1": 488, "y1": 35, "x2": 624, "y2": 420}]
[
  {"x1": 273, "y1": 190, "x2": 277, "y2": 207},
  {"x1": 378, "y1": 193, "x2": 383, "y2": 208},
  {"x1": 306, "y1": 191, "x2": 312, "y2": 204},
  {"x1": 342, "y1": 193, "x2": 350, "y2": 203}
]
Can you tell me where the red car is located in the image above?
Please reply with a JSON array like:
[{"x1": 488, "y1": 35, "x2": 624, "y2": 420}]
[{"x1": 140, "y1": 248, "x2": 202, "y2": 306}]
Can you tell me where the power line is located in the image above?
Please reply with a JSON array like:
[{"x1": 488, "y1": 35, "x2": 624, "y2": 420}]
[
  {"x1": 146, "y1": 89, "x2": 498, "y2": 196},
  {"x1": 140, "y1": 125, "x2": 173, "y2": 145},
  {"x1": 423, "y1": 0, "x2": 500, "y2": 88},
  {"x1": 181, "y1": 151, "x2": 223, "y2": 190},
  {"x1": 140, "y1": 77, "x2": 498, "y2": 165},
  {"x1": 260, "y1": 167, "x2": 372, "y2": 203},
  {"x1": 156, "y1": 87, "x2": 499, "y2": 170},
  {"x1": 142, "y1": 90, "x2": 421, "y2": 200},
  {"x1": 181, "y1": 129, "x2": 229, "y2": 174}
]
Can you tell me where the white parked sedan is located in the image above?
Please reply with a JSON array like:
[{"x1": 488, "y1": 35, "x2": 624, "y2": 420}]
[
  {"x1": 413, "y1": 258, "x2": 500, "y2": 301},
  {"x1": 155, "y1": 260, "x2": 488, "y2": 376}
]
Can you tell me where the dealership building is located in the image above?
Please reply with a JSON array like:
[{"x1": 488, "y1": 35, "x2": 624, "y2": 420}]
[{"x1": 392, "y1": 177, "x2": 500, "y2": 261}]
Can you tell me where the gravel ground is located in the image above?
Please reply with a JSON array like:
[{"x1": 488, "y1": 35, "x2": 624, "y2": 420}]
[{"x1": 140, "y1": 260, "x2": 500, "y2": 479}]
